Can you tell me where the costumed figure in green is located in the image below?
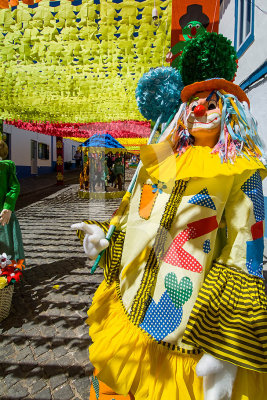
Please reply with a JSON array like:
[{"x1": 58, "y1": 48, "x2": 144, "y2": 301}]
[{"x1": 0, "y1": 140, "x2": 24, "y2": 261}]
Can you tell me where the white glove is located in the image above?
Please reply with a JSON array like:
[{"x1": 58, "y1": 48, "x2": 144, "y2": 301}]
[
  {"x1": 71, "y1": 222, "x2": 109, "y2": 259},
  {"x1": 196, "y1": 353, "x2": 237, "y2": 400},
  {"x1": 0, "y1": 209, "x2": 12, "y2": 226}
]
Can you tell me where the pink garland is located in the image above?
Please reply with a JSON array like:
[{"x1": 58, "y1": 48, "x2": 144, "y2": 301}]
[{"x1": 5, "y1": 120, "x2": 151, "y2": 139}]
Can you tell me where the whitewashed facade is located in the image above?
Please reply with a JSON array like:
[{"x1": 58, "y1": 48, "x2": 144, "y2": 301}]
[
  {"x1": 219, "y1": 0, "x2": 267, "y2": 233},
  {"x1": 3, "y1": 123, "x2": 81, "y2": 179}
]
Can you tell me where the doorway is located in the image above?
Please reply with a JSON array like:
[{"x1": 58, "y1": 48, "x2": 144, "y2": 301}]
[{"x1": 31, "y1": 140, "x2": 38, "y2": 175}]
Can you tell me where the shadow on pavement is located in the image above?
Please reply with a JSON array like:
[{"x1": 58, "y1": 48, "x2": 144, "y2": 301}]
[{"x1": 0, "y1": 256, "x2": 101, "y2": 399}]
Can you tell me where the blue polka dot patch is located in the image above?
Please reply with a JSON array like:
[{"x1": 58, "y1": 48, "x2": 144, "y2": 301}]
[
  {"x1": 140, "y1": 292, "x2": 183, "y2": 341},
  {"x1": 203, "y1": 239, "x2": 211, "y2": 254},
  {"x1": 188, "y1": 188, "x2": 216, "y2": 210},
  {"x1": 241, "y1": 171, "x2": 264, "y2": 222},
  {"x1": 140, "y1": 274, "x2": 193, "y2": 341}
]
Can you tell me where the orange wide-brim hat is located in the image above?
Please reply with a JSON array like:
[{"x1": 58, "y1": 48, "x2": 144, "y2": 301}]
[{"x1": 181, "y1": 78, "x2": 250, "y2": 106}]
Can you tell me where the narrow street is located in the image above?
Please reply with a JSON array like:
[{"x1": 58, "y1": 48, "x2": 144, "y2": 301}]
[{"x1": 0, "y1": 184, "x2": 121, "y2": 400}]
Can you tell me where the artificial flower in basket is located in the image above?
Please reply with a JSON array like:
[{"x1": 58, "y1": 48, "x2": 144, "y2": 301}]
[{"x1": 0, "y1": 253, "x2": 25, "y2": 322}]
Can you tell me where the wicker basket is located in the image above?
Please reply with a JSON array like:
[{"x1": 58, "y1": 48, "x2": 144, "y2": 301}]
[{"x1": 0, "y1": 285, "x2": 14, "y2": 322}]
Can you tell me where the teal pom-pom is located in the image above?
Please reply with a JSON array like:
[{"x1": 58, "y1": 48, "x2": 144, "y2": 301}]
[{"x1": 136, "y1": 67, "x2": 184, "y2": 123}]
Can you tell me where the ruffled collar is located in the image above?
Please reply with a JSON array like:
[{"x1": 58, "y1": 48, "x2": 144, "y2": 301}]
[{"x1": 140, "y1": 141, "x2": 267, "y2": 186}]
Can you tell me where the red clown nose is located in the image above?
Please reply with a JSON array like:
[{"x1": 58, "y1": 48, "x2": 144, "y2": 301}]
[
  {"x1": 191, "y1": 27, "x2": 197, "y2": 36},
  {"x1": 194, "y1": 105, "x2": 206, "y2": 117}
]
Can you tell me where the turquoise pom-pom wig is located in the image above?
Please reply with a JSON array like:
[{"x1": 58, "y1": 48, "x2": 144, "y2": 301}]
[{"x1": 135, "y1": 67, "x2": 184, "y2": 123}]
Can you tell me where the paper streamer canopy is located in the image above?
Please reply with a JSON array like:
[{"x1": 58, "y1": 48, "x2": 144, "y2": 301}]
[{"x1": 0, "y1": 0, "x2": 172, "y2": 123}]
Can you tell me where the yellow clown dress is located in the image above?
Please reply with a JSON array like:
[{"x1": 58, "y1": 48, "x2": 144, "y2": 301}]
[{"x1": 78, "y1": 142, "x2": 267, "y2": 400}]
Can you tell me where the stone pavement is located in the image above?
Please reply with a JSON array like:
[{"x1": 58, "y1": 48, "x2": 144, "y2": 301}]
[
  {"x1": 1, "y1": 178, "x2": 267, "y2": 399},
  {"x1": 0, "y1": 184, "x2": 121, "y2": 400},
  {"x1": 16, "y1": 169, "x2": 81, "y2": 211}
]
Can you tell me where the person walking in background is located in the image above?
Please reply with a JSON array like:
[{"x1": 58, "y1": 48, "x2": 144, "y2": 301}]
[
  {"x1": 113, "y1": 157, "x2": 124, "y2": 191},
  {"x1": 74, "y1": 149, "x2": 82, "y2": 169},
  {"x1": 0, "y1": 140, "x2": 24, "y2": 261}
]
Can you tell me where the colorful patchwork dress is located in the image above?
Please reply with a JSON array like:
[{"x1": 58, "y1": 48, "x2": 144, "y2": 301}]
[{"x1": 78, "y1": 142, "x2": 267, "y2": 400}]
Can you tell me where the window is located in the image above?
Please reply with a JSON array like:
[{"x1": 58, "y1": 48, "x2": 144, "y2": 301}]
[
  {"x1": 234, "y1": 0, "x2": 255, "y2": 58},
  {"x1": 38, "y1": 143, "x2": 49, "y2": 160}
]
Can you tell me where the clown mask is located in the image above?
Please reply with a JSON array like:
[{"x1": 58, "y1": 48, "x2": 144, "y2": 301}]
[
  {"x1": 182, "y1": 21, "x2": 207, "y2": 41},
  {"x1": 186, "y1": 90, "x2": 221, "y2": 148}
]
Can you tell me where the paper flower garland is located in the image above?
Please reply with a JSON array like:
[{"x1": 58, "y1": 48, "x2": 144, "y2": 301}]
[
  {"x1": 6, "y1": 119, "x2": 151, "y2": 139},
  {"x1": 0, "y1": 253, "x2": 25, "y2": 288},
  {"x1": 0, "y1": 0, "x2": 172, "y2": 123}
]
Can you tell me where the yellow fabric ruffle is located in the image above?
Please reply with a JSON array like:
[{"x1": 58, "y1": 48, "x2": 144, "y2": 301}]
[
  {"x1": 87, "y1": 281, "x2": 203, "y2": 400},
  {"x1": 87, "y1": 280, "x2": 267, "y2": 400},
  {"x1": 140, "y1": 142, "x2": 267, "y2": 186}
]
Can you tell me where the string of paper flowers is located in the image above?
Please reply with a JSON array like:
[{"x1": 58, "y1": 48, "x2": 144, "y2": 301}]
[{"x1": 5, "y1": 119, "x2": 151, "y2": 138}]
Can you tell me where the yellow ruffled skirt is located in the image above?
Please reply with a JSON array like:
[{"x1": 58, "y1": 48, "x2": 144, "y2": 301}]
[{"x1": 87, "y1": 281, "x2": 267, "y2": 400}]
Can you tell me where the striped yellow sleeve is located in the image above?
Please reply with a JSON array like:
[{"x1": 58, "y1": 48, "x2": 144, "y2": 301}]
[{"x1": 182, "y1": 262, "x2": 267, "y2": 373}]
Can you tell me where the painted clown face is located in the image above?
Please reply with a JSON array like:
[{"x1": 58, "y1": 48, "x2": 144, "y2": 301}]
[
  {"x1": 182, "y1": 21, "x2": 206, "y2": 41},
  {"x1": 186, "y1": 90, "x2": 221, "y2": 147}
]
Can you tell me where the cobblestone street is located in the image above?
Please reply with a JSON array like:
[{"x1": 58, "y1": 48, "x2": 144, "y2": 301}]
[
  {"x1": 1, "y1": 181, "x2": 267, "y2": 400},
  {"x1": 0, "y1": 185, "x2": 121, "y2": 400}
]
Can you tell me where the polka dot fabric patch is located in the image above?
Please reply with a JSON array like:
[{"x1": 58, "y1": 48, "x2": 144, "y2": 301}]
[
  {"x1": 140, "y1": 273, "x2": 193, "y2": 340},
  {"x1": 164, "y1": 241, "x2": 203, "y2": 273},
  {"x1": 164, "y1": 216, "x2": 218, "y2": 273},
  {"x1": 241, "y1": 171, "x2": 265, "y2": 222},
  {"x1": 203, "y1": 239, "x2": 211, "y2": 254},
  {"x1": 188, "y1": 188, "x2": 216, "y2": 210},
  {"x1": 140, "y1": 292, "x2": 183, "y2": 340},
  {"x1": 165, "y1": 273, "x2": 193, "y2": 309}
]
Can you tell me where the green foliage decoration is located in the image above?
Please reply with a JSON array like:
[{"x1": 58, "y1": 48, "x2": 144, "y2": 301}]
[{"x1": 179, "y1": 32, "x2": 238, "y2": 86}]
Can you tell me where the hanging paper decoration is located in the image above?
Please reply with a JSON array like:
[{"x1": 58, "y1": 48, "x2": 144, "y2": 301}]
[
  {"x1": 5, "y1": 119, "x2": 151, "y2": 138},
  {"x1": 0, "y1": 0, "x2": 172, "y2": 123},
  {"x1": 56, "y1": 136, "x2": 64, "y2": 185},
  {"x1": 5, "y1": 118, "x2": 150, "y2": 151}
]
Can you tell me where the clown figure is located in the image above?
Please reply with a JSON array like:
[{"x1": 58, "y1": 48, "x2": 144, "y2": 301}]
[
  {"x1": 166, "y1": 5, "x2": 209, "y2": 68},
  {"x1": 73, "y1": 34, "x2": 267, "y2": 400}
]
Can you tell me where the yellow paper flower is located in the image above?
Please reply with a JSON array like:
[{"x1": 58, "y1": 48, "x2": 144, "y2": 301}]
[{"x1": 0, "y1": 276, "x2": 8, "y2": 289}]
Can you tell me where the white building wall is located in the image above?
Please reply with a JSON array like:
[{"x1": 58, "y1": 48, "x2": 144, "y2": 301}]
[
  {"x1": 63, "y1": 138, "x2": 82, "y2": 164},
  {"x1": 4, "y1": 124, "x2": 52, "y2": 168},
  {"x1": 246, "y1": 78, "x2": 267, "y2": 194},
  {"x1": 234, "y1": 0, "x2": 266, "y2": 84},
  {"x1": 219, "y1": 0, "x2": 267, "y2": 230},
  {"x1": 219, "y1": 0, "x2": 235, "y2": 43},
  {"x1": 3, "y1": 123, "x2": 82, "y2": 177},
  {"x1": 219, "y1": 0, "x2": 266, "y2": 84}
]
